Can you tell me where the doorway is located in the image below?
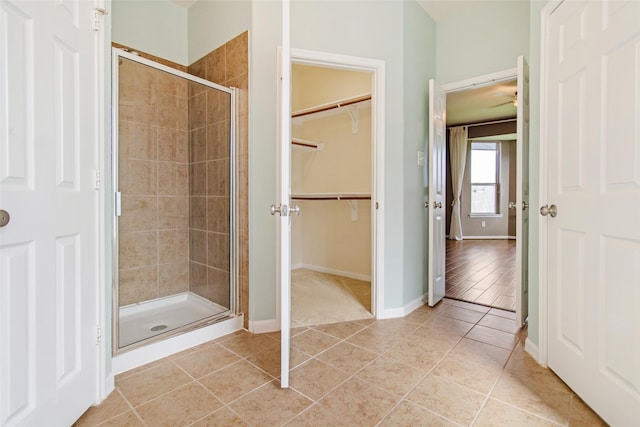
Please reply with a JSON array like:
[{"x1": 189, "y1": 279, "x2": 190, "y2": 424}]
[
  {"x1": 289, "y1": 64, "x2": 374, "y2": 327},
  {"x1": 442, "y1": 72, "x2": 525, "y2": 314}
]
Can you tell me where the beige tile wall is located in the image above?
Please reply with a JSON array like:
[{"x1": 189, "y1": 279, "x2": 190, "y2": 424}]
[
  {"x1": 116, "y1": 33, "x2": 248, "y2": 326},
  {"x1": 188, "y1": 32, "x2": 249, "y2": 324},
  {"x1": 118, "y1": 56, "x2": 190, "y2": 306}
]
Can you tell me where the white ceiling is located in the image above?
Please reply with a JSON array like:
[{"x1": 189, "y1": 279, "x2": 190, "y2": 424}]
[{"x1": 446, "y1": 79, "x2": 518, "y2": 126}]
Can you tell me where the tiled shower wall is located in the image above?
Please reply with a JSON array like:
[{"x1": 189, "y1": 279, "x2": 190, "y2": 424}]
[
  {"x1": 117, "y1": 56, "x2": 190, "y2": 306},
  {"x1": 116, "y1": 32, "x2": 249, "y2": 326},
  {"x1": 188, "y1": 32, "x2": 249, "y2": 322}
]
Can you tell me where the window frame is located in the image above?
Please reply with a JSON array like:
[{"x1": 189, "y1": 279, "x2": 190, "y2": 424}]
[{"x1": 469, "y1": 141, "x2": 501, "y2": 217}]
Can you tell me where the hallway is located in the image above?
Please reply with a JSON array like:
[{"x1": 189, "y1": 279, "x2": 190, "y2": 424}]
[{"x1": 75, "y1": 299, "x2": 604, "y2": 426}]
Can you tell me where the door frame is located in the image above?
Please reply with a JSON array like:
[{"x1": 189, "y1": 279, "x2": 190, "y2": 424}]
[
  {"x1": 287, "y1": 48, "x2": 386, "y2": 319},
  {"x1": 442, "y1": 66, "x2": 525, "y2": 317}
]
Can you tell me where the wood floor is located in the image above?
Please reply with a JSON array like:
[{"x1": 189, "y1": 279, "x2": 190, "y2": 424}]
[{"x1": 445, "y1": 239, "x2": 516, "y2": 311}]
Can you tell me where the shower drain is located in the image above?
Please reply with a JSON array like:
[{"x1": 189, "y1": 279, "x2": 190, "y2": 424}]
[{"x1": 150, "y1": 324, "x2": 168, "y2": 332}]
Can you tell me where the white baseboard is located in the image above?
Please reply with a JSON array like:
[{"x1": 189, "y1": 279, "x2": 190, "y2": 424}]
[
  {"x1": 292, "y1": 263, "x2": 371, "y2": 282},
  {"x1": 461, "y1": 235, "x2": 516, "y2": 240},
  {"x1": 248, "y1": 318, "x2": 279, "y2": 334},
  {"x1": 113, "y1": 315, "x2": 244, "y2": 375},
  {"x1": 379, "y1": 294, "x2": 426, "y2": 319},
  {"x1": 524, "y1": 337, "x2": 545, "y2": 366}
]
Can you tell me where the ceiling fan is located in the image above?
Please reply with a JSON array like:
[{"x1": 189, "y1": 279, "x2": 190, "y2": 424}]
[{"x1": 491, "y1": 91, "x2": 518, "y2": 108}]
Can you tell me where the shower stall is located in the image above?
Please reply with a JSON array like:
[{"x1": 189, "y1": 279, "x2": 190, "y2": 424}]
[{"x1": 112, "y1": 48, "x2": 238, "y2": 352}]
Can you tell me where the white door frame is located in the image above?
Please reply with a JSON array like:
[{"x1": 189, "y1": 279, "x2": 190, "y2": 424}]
[{"x1": 287, "y1": 48, "x2": 385, "y2": 319}]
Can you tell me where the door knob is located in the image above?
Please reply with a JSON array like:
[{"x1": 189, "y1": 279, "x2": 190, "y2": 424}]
[
  {"x1": 424, "y1": 201, "x2": 429, "y2": 208},
  {"x1": 509, "y1": 201, "x2": 516, "y2": 209},
  {"x1": 539, "y1": 204, "x2": 557, "y2": 217},
  {"x1": 270, "y1": 204, "x2": 281, "y2": 216},
  {"x1": 434, "y1": 202, "x2": 442, "y2": 209},
  {"x1": 522, "y1": 201, "x2": 529, "y2": 210},
  {"x1": 290, "y1": 205, "x2": 300, "y2": 216},
  {"x1": 0, "y1": 210, "x2": 9, "y2": 227}
]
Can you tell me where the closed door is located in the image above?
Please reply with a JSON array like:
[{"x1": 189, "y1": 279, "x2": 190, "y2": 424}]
[
  {"x1": 543, "y1": 0, "x2": 640, "y2": 424},
  {"x1": 0, "y1": 0, "x2": 100, "y2": 425}
]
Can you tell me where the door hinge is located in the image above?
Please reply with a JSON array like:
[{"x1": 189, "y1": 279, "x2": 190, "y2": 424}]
[
  {"x1": 93, "y1": 169, "x2": 101, "y2": 189},
  {"x1": 96, "y1": 325, "x2": 103, "y2": 343},
  {"x1": 93, "y1": 8, "x2": 108, "y2": 31}
]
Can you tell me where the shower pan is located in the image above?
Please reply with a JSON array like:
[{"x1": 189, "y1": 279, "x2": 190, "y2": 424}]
[{"x1": 112, "y1": 48, "x2": 238, "y2": 352}]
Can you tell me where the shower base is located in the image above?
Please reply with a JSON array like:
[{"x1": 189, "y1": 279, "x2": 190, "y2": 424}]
[{"x1": 119, "y1": 292, "x2": 228, "y2": 348}]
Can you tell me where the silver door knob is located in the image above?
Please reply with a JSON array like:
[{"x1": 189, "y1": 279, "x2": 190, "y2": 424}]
[
  {"x1": 290, "y1": 205, "x2": 300, "y2": 216},
  {"x1": 522, "y1": 201, "x2": 529, "y2": 210},
  {"x1": 509, "y1": 201, "x2": 516, "y2": 209},
  {"x1": 539, "y1": 204, "x2": 557, "y2": 217},
  {"x1": 270, "y1": 204, "x2": 281, "y2": 215},
  {"x1": 435, "y1": 202, "x2": 442, "y2": 209},
  {"x1": 424, "y1": 202, "x2": 429, "y2": 208},
  {"x1": 0, "y1": 210, "x2": 9, "y2": 227}
]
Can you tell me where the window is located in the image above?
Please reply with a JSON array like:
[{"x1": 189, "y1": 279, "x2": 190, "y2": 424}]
[{"x1": 470, "y1": 142, "x2": 500, "y2": 215}]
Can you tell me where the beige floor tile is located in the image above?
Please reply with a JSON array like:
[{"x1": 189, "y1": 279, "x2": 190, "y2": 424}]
[
  {"x1": 114, "y1": 359, "x2": 168, "y2": 381},
  {"x1": 475, "y1": 398, "x2": 560, "y2": 426},
  {"x1": 313, "y1": 321, "x2": 366, "y2": 340},
  {"x1": 452, "y1": 300, "x2": 491, "y2": 313},
  {"x1": 284, "y1": 404, "x2": 353, "y2": 427},
  {"x1": 199, "y1": 360, "x2": 272, "y2": 403},
  {"x1": 378, "y1": 400, "x2": 459, "y2": 427},
  {"x1": 569, "y1": 396, "x2": 608, "y2": 426},
  {"x1": 345, "y1": 327, "x2": 402, "y2": 353},
  {"x1": 425, "y1": 315, "x2": 476, "y2": 336},
  {"x1": 316, "y1": 341, "x2": 378, "y2": 373},
  {"x1": 403, "y1": 306, "x2": 438, "y2": 325},
  {"x1": 73, "y1": 389, "x2": 131, "y2": 426},
  {"x1": 173, "y1": 343, "x2": 241, "y2": 378},
  {"x1": 386, "y1": 338, "x2": 448, "y2": 372},
  {"x1": 492, "y1": 372, "x2": 572, "y2": 425},
  {"x1": 504, "y1": 346, "x2": 571, "y2": 392},
  {"x1": 477, "y1": 313, "x2": 522, "y2": 334},
  {"x1": 93, "y1": 411, "x2": 144, "y2": 426},
  {"x1": 450, "y1": 338, "x2": 512, "y2": 369},
  {"x1": 432, "y1": 352, "x2": 502, "y2": 394},
  {"x1": 319, "y1": 378, "x2": 399, "y2": 426},
  {"x1": 290, "y1": 329, "x2": 340, "y2": 356},
  {"x1": 441, "y1": 306, "x2": 486, "y2": 323},
  {"x1": 290, "y1": 359, "x2": 350, "y2": 400},
  {"x1": 218, "y1": 332, "x2": 279, "y2": 358},
  {"x1": 466, "y1": 324, "x2": 519, "y2": 350},
  {"x1": 246, "y1": 346, "x2": 310, "y2": 378},
  {"x1": 228, "y1": 380, "x2": 312, "y2": 427},
  {"x1": 405, "y1": 325, "x2": 463, "y2": 353},
  {"x1": 116, "y1": 362, "x2": 192, "y2": 407},
  {"x1": 135, "y1": 382, "x2": 222, "y2": 426},
  {"x1": 191, "y1": 407, "x2": 249, "y2": 426},
  {"x1": 406, "y1": 374, "x2": 485, "y2": 425},
  {"x1": 365, "y1": 318, "x2": 422, "y2": 337},
  {"x1": 355, "y1": 355, "x2": 426, "y2": 396}
]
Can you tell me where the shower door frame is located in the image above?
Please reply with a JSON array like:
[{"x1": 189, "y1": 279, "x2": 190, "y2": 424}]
[{"x1": 111, "y1": 48, "x2": 238, "y2": 354}]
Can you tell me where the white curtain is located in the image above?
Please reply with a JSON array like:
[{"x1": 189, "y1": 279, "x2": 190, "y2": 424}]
[{"x1": 449, "y1": 126, "x2": 468, "y2": 240}]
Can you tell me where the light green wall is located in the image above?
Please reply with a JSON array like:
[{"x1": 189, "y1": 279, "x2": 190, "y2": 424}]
[
  {"x1": 188, "y1": 0, "x2": 251, "y2": 63},
  {"x1": 112, "y1": 0, "x2": 188, "y2": 65},
  {"x1": 435, "y1": 0, "x2": 530, "y2": 84},
  {"x1": 402, "y1": 1, "x2": 437, "y2": 305}
]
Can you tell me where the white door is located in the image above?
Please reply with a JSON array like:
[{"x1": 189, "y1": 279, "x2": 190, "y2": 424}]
[
  {"x1": 515, "y1": 56, "x2": 529, "y2": 326},
  {"x1": 427, "y1": 79, "x2": 446, "y2": 306},
  {"x1": 543, "y1": 0, "x2": 640, "y2": 425},
  {"x1": 0, "y1": 0, "x2": 100, "y2": 426},
  {"x1": 276, "y1": 1, "x2": 292, "y2": 389}
]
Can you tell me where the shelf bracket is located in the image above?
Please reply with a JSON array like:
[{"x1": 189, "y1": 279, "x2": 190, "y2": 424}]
[{"x1": 345, "y1": 106, "x2": 359, "y2": 134}]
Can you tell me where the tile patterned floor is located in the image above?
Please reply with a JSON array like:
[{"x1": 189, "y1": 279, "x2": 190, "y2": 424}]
[
  {"x1": 75, "y1": 299, "x2": 607, "y2": 427},
  {"x1": 445, "y1": 240, "x2": 517, "y2": 311}
]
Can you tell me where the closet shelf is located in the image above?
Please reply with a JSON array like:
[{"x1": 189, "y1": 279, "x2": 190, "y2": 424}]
[
  {"x1": 291, "y1": 193, "x2": 371, "y2": 201},
  {"x1": 292, "y1": 93, "x2": 372, "y2": 119}
]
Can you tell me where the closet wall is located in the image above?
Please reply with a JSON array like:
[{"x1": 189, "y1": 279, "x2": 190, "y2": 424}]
[{"x1": 291, "y1": 66, "x2": 372, "y2": 280}]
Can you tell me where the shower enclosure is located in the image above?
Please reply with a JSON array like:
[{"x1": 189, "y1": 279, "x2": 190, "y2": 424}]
[{"x1": 112, "y1": 49, "x2": 237, "y2": 352}]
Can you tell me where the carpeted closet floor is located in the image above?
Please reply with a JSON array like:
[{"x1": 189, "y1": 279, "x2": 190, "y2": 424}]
[{"x1": 291, "y1": 269, "x2": 373, "y2": 327}]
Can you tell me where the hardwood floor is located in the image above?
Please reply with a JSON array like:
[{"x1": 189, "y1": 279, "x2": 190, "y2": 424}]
[{"x1": 445, "y1": 239, "x2": 516, "y2": 311}]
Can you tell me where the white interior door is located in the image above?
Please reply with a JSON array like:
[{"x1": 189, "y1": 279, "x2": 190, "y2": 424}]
[
  {"x1": 427, "y1": 79, "x2": 446, "y2": 306},
  {"x1": 515, "y1": 56, "x2": 529, "y2": 326},
  {"x1": 543, "y1": 0, "x2": 640, "y2": 424},
  {"x1": 276, "y1": 0, "x2": 292, "y2": 389},
  {"x1": 0, "y1": 0, "x2": 100, "y2": 425}
]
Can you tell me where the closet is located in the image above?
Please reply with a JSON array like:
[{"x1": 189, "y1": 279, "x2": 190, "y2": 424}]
[{"x1": 290, "y1": 64, "x2": 373, "y2": 326}]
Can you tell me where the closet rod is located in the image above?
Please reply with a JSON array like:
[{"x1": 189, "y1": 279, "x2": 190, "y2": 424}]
[
  {"x1": 292, "y1": 95, "x2": 372, "y2": 118},
  {"x1": 292, "y1": 140, "x2": 318, "y2": 149},
  {"x1": 447, "y1": 117, "x2": 516, "y2": 129}
]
